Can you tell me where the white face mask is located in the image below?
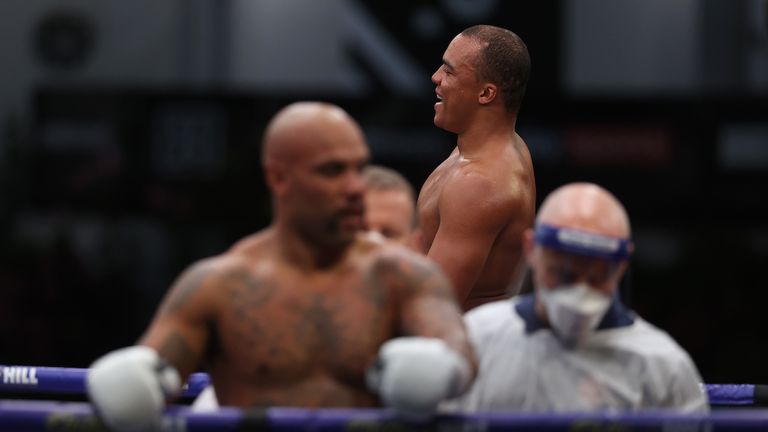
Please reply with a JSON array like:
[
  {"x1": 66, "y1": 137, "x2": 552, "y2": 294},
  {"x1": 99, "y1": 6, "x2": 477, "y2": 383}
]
[{"x1": 537, "y1": 283, "x2": 612, "y2": 348}]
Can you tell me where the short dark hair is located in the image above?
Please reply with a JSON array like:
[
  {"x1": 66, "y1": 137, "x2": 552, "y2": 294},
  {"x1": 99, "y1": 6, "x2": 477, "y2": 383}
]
[
  {"x1": 363, "y1": 165, "x2": 417, "y2": 227},
  {"x1": 363, "y1": 165, "x2": 416, "y2": 201},
  {"x1": 461, "y1": 25, "x2": 530, "y2": 113}
]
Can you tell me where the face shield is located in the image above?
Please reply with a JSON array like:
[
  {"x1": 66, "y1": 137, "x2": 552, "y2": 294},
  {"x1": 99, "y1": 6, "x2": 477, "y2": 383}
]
[
  {"x1": 533, "y1": 223, "x2": 631, "y2": 286},
  {"x1": 534, "y1": 223, "x2": 631, "y2": 261},
  {"x1": 532, "y1": 223, "x2": 632, "y2": 347}
]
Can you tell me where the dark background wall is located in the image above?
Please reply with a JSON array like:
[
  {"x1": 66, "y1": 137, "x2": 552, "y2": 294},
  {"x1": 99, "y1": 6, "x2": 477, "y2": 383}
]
[{"x1": 1, "y1": 0, "x2": 768, "y2": 384}]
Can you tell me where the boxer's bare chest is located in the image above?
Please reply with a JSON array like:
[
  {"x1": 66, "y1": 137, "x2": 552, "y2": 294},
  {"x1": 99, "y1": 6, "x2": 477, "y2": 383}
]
[{"x1": 215, "y1": 262, "x2": 394, "y2": 383}]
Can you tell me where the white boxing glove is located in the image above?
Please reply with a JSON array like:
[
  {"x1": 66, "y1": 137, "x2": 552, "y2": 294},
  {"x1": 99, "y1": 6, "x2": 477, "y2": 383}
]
[
  {"x1": 87, "y1": 346, "x2": 181, "y2": 432},
  {"x1": 367, "y1": 337, "x2": 471, "y2": 420}
]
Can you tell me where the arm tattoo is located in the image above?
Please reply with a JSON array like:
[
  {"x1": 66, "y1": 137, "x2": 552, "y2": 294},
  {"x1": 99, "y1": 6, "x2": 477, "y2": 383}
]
[
  {"x1": 162, "y1": 263, "x2": 213, "y2": 314},
  {"x1": 374, "y1": 253, "x2": 462, "y2": 339},
  {"x1": 157, "y1": 331, "x2": 196, "y2": 368},
  {"x1": 381, "y1": 255, "x2": 455, "y2": 300}
]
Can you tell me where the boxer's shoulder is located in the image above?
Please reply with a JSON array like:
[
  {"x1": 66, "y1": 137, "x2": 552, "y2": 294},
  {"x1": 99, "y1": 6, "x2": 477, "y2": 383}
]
[{"x1": 364, "y1": 242, "x2": 451, "y2": 298}]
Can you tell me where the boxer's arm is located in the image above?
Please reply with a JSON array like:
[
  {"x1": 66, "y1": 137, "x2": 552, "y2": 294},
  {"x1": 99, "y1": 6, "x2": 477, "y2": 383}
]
[
  {"x1": 426, "y1": 173, "x2": 515, "y2": 302},
  {"x1": 139, "y1": 259, "x2": 220, "y2": 381},
  {"x1": 87, "y1": 259, "x2": 220, "y2": 431},
  {"x1": 393, "y1": 252, "x2": 476, "y2": 369},
  {"x1": 366, "y1": 251, "x2": 477, "y2": 418}
]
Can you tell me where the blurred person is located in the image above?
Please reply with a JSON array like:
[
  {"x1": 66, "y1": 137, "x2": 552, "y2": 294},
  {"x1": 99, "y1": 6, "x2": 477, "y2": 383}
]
[
  {"x1": 192, "y1": 164, "x2": 423, "y2": 412},
  {"x1": 443, "y1": 183, "x2": 708, "y2": 412},
  {"x1": 86, "y1": 102, "x2": 477, "y2": 431},
  {"x1": 363, "y1": 165, "x2": 420, "y2": 248},
  {"x1": 418, "y1": 25, "x2": 536, "y2": 311}
]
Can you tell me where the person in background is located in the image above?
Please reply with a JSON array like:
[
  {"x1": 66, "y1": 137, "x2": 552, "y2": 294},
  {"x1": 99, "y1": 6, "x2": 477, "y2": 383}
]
[
  {"x1": 443, "y1": 182, "x2": 708, "y2": 412},
  {"x1": 363, "y1": 165, "x2": 420, "y2": 249}
]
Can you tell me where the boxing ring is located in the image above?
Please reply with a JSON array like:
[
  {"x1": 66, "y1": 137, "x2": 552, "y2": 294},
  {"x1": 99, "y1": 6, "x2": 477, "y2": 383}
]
[{"x1": 3, "y1": 365, "x2": 768, "y2": 431}]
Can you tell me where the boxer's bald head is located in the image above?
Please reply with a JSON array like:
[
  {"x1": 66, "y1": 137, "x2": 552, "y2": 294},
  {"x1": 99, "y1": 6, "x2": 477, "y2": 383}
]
[
  {"x1": 261, "y1": 102, "x2": 369, "y2": 248},
  {"x1": 262, "y1": 102, "x2": 364, "y2": 169}
]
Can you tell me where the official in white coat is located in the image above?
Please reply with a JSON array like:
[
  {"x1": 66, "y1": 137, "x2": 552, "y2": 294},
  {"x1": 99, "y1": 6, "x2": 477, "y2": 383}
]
[{"x1": 443, "y1": 183, "x2": 708, "y2": 413}]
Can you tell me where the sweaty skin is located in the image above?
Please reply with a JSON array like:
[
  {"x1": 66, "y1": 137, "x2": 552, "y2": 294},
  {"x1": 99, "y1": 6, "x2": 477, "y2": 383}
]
[
  {"x1": 419, "y1": 29, "x2": 536, "y2": 311},
  {"x1": 418, "y1": 141, "x2": 535, "y2": 312},
  {"x1": 136, "y1": 102, "x2": 475, "y2": 408}
]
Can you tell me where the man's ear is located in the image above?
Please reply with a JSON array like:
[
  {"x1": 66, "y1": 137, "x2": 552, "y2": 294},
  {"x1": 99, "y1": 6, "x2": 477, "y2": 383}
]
[
  {"x1": 265, "y1": 162, "x2": 288, "y2": 196},
  {"x1": 478, "y1": 83, "x2": 497, "y2": 106}
]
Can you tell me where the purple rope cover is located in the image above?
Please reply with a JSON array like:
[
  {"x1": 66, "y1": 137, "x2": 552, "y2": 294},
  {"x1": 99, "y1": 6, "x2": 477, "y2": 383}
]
[
  {"x1": 0, "y1": 365, "x2": 763, "y2": 407},
  {"x1": 708, "y1": 384, "x2": 756, "y2": 406},
  {"x1": 2, "y1": 401, "x2": 768, "y2": 432},
  {"x1": 0, "y1": 366, "x2": 209, "y2": 398}
]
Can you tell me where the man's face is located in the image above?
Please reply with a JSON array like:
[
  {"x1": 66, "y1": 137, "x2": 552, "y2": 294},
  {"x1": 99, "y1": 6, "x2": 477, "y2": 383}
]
[
  {"x1": 529, "y1": 247, "x2": 624, "y2": 297},
  {"x1": 281, "y1": 128, "x2": 369, "y2": 247},
  {"x1": 364, "y1": 188, "x2": 415, "y2": 245},
  {"x1": 431, "y1": 34, "x2": 484, "y2": 133}
]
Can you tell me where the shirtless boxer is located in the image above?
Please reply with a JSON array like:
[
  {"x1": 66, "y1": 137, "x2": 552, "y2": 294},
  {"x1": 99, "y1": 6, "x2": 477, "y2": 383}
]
[
  {"x1": 192, "y1": 164, "x2": 424, "y2": 412},
  {"x1": 86, "y1": 102, "x2": 476, "y2": 431},
  {"x1": 418, "y1": 25, "x2": 536, "y2": 311}
]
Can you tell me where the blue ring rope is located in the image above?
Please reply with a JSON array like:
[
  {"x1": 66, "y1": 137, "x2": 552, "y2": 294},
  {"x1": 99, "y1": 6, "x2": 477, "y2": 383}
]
[{"x1": 0, "y1": 365, "x2": 760, "y2": 406}]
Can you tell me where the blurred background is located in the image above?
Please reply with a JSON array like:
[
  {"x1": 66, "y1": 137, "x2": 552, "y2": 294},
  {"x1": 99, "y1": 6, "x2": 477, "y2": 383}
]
[{"x1": 1, "y1": 0, "x2": 767, "y2": 384}]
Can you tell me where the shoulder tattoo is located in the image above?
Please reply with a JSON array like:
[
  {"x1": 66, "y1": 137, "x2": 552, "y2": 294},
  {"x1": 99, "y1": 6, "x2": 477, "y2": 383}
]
[
  {"x1": 157, "y1": 330, "x2": 196, "y2": 368},
  {"x1": 226, "y1": 269, "x2": 276, "y2": 319},
  {"x1": 375, "y1": 253, "x2": 454, "y2": 300},
  {"x1": 161, "y1": 262, "x2": 215, "y2": 314}
]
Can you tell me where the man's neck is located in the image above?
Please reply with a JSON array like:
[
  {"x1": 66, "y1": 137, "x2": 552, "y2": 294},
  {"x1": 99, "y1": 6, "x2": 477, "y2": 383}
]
[
  {"x1": 272, "y1": 223, "x2": 350, "y2": 272},
  {"x1": 455, "y1": 112, "x2": 517, "y2": 158}
]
